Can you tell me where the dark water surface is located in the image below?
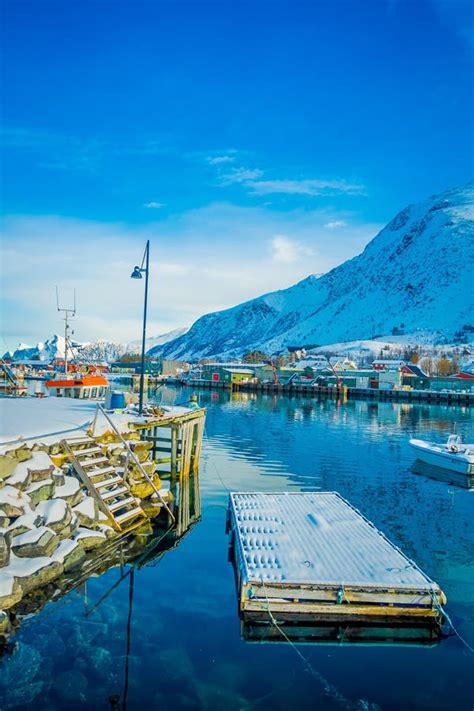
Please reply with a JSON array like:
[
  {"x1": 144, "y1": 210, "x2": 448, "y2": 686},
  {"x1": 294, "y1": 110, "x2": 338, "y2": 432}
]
[{"x1": 1, "y1": 387, "x2": 473, "y2": 710}]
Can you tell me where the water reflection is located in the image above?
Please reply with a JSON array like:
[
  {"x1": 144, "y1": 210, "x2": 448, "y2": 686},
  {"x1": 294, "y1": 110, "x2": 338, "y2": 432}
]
[{"x1": 0, "y1": 386, "x2": 473, "y2": 711}]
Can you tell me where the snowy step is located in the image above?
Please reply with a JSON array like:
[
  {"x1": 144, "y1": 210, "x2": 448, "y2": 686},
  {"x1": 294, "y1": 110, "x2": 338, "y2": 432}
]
[
  {"x1": 81, "y1": 457, "x2": 109, "y2": 469},
  {"x1": 115, "y1": 507, "x2": 144, "y2": 525},
  {"x1": 88, "y1": 466, "x2": 116, "y2": 479},
  {"x1": 101, "y1": 486, "x2": 128, "y2": 501},
  {"x1": 65, "y1": 437, "x2": 95, "y2": 448},
  {"x1": 109, "y1": 496, "x2": 136, "y2": 513},
  {"x1": 75, "y1": 447, "x2": 102, "y2": 458},
  {"x1": 96, "y1": 475, "x2": 123, "y2": 490}
]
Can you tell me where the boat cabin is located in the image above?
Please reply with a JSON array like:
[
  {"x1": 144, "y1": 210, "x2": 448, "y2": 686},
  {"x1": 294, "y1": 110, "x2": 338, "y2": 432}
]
[{"x1": 45, "y1": 374, "x2": 109, "y2": 399}]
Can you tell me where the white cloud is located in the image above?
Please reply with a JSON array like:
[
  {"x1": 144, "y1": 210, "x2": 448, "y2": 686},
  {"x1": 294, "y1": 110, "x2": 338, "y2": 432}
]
[
  {"x1": 270, "y1": 235, "x2": 314, "y2": 263},
  {"x1": 218, "y1": 167, "x2": 264, "y2": 185},
  {"x1": 206, "y1": 155, "x2": 236, "y2": 165},
  {"x1": 0, "y1": 206, "x2": 382, "y2": 345},
  {"x1": 325, "y1": 219, "x2": 348, "y2": 229},
  {"x1": 143, "y1": 201, "x2": 165, "y2": 209},
  {"x1": 245, "y1": 179, "x2": 365, "y2": 196}
]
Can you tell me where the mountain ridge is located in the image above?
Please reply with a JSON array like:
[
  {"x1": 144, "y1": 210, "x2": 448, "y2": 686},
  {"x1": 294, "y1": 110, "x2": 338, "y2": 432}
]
[{"x1": 159, "y1": 183, "x2": 474, "y2": 360}]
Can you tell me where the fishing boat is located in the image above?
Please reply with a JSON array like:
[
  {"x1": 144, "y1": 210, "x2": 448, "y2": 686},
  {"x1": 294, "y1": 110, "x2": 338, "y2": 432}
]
[
  {"x1": 409, "y1": 435, "x2": 474, "y2": 475},
  {"x1": 44, "y1": 373, "x2": 109, "y2": 399}
]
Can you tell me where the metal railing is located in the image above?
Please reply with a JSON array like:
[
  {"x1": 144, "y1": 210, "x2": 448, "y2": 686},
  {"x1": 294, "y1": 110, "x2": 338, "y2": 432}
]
[{"x1": 91, "y1": 403, "x2": 175, "y2": 524}]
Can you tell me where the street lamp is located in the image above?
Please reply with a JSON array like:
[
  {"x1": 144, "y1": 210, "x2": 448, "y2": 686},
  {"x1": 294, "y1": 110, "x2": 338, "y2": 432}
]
[{"x1": 130, "y1": 240, "x2": 150, "y2": 414}]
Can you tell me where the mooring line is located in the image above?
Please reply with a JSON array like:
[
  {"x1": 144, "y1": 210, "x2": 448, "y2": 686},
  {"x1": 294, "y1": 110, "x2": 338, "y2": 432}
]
[{"x1": 259, "y1": 578, "x2": 380, "y2": 711}]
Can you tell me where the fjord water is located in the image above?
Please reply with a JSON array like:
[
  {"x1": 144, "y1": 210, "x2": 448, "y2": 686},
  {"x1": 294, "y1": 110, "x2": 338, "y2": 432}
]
[{"x1": 1, "y1": 388, "x2": 473, "y2": 710}]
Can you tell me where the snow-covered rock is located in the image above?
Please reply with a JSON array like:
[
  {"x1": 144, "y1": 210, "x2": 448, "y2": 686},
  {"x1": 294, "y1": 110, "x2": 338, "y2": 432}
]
[
  {"x1": 160, "y1": 183, "x2": 474, "y2": 360},
  {"x1": 11, "y1": 526, "x2": 59, "y2": 558}
]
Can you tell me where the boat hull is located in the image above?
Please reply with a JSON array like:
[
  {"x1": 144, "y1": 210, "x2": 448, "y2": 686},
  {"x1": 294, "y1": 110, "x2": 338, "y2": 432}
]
[{"x1": 409, "y1": 439, "x2": 474, "y2": 475}]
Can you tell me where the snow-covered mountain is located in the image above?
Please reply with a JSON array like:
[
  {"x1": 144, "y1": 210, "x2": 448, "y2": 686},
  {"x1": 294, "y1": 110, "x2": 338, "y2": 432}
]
[
  {"x1": 3, "y1": 335, "x2": 126, "y2": 364},
  {"x1": 3, "y1": 328, "x2": 189, "y2": 364},
  {"x1": 126, "y1": 327, "x2": 188, "y2": 355},
  {"x1": 161, "y1": 184, "x2": 474, "y2": 361}
]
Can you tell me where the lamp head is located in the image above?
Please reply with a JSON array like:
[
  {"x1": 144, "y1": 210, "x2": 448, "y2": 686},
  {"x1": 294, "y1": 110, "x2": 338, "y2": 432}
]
[{"x1": 131, "y1": 266, "x2": 143, "y2": 279}]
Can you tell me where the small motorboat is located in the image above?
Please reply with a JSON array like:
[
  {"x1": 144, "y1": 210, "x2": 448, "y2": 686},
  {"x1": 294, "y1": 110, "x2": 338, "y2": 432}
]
[{"x1": 409, "y1": 435, "x2": 474, "y2": 475}]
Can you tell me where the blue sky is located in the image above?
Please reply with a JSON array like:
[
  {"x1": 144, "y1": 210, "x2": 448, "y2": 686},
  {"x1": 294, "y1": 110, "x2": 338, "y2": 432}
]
[{"x1": 1, "y1": 0, "x2": 473, "y2": 347}]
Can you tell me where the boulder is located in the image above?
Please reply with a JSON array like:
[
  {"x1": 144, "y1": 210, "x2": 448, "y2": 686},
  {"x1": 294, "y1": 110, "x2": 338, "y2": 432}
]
[
  {"x1": 0, "y1": 572, "x2": 22, "y2": 609},
  {"x1": 52, "y1": 469, "x2": 66, "y2": 487},
  {"x1": 0, "y1": 610, "x2": 11, "y2": 636},
  {"x1": 9, "y1": 452, "x2": 55, "y2": 487},
  {"x1": 8, "y1": 512, "x2": 43, "y2": 538},
  {"x1": 5, "y1": 446, "x2": 32, "y2": 462},
  {"x1": 51, "y1": 539, "x2": 86, "y2": 571},
  {"x1": 96, "y1": 523, "x2": 116, "y2": 539},
  {"x1": 73, "y1": 527, "x2": 107, "y2": 551},
  {"x1": 72, "y1": 496, "x2": 98, "y2": 528},
  {"x1": 0, "y1": 486, "x2": 32, "y2": 518},
  {"x1": 130, "y1": 474, "x2": 162, "y2": 500},
  {"x1": 53, "y1": 476, "x2": 83, "y2": 506},
  {"x1": 0, "y1": 530, "x2": 11, "y2": 567},
  {"x1": 0, "y1": 455, "x2": 17, "y2": 481},
  {"x1": 26, "y1": 479, "x2": 54, "y2": 506},
  {"x1": 7, "y1": 552, "x2": 63, "y2": 594},
  {"x1": 36, "y1": 499, "x2": 72, "y2": 534},
  {"x1": 11, "y1": 526, "x2": 59, "y2": 558},
  {"x1": 6, "y1": 466, "x2": 32, "y2": 491},
  {"x1": 0, "y1": 516, "x2": 10, "y2": 528}
]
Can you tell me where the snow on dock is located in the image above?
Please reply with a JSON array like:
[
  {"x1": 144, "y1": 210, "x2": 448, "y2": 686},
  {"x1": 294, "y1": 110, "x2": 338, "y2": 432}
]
[
  {"x1": 0, "y1": 396, "x2": 195, "y2": 446},
  {"x1": 227, "y1": 492, "x2": 446, "y2": 624}
]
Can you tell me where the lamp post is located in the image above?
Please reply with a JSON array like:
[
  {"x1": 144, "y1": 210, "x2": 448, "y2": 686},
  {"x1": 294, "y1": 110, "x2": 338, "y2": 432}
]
[{"x1": 130, "y1": 240, "x2": 150, "y2": 415}]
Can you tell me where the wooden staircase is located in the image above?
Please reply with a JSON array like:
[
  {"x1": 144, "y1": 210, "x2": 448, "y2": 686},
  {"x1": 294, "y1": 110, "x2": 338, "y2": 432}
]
[{"x1": 61, "y1": 435, "x2": 147, "y2": 532}]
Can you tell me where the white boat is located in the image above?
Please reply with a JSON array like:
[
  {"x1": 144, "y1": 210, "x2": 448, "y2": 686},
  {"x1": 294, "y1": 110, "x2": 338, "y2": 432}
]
[{"x1": 409, "y1": 435, "x2": 474, "y2": 475}]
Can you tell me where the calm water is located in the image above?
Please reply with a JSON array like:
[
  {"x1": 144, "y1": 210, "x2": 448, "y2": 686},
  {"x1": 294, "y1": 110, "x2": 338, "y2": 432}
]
[{"x1": 1, "y1": 387, "x2": 473, "y2": 710}]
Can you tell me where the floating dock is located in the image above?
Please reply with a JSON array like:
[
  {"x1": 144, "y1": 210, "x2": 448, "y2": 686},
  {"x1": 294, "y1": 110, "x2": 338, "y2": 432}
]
[{"x1": 227, "y1": 492, "x2": 446, "y2": 626}]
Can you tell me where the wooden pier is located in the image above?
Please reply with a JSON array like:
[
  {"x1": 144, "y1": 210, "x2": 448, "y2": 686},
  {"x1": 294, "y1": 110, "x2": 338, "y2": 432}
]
[
  {"x1": 180, "y1": 378, "x2": 473, "y2": 406},
  {"x1": 227, "y1": 492, "x2": 446, "y2": 626}
]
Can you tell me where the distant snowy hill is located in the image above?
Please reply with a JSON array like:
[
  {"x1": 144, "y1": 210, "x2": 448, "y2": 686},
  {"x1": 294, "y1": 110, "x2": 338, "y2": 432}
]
[
  {"x1": 3, "y1": 335, "x2": 126, "y2": 364},
  {"x1": 3, "y1": 327, "x2": 189, "y2": 364},
  {"x1": 126, "y1": 327, "x2": 188, "y2": 355},
  {"x1": 161, "y1": 184, "x2": 474, "y2": 360}
]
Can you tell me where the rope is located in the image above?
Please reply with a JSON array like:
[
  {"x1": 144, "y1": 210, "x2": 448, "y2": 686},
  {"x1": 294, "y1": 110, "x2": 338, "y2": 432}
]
[
  {"x1": 121, "y1": 570, "x2": 134, "y2": 711},
  {"x1": 430, "y1": 588, "x2": 474, "y2": 654},
  {"x1": 259, "y1": 578, "x2": 379, "y2": 711}
]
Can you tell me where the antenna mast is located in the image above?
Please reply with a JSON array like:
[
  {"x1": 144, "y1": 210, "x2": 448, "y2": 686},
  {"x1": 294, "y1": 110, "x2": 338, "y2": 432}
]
[{"x1": 56, "y1": 287, "x2": 76, "y2": 375}]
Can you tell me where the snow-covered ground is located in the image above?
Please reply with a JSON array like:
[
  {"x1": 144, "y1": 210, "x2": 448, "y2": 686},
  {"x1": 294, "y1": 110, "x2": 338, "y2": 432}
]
[{"x1": 0, "y1": 397, "x2": 193, "y2": 446}]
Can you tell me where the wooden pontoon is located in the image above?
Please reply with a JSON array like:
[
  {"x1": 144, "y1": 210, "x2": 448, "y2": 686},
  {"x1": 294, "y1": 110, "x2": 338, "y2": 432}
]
[{"x1": 227, "y1": 492, "x2": 446, "y2": 626}]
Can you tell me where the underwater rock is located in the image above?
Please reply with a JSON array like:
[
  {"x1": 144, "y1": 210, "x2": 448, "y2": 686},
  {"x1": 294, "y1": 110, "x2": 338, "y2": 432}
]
[
  {"x1": 7, "y1": 552, "x2": 63, "y2": 594},
  {"x1": 31, "y1": 623, "x2": 66, "y2": 654},
  {"x1": 53, "y1": 669, "x2": 88, "y2": 703},
  {"x1": 53, "y1": 476, "x2": 83, "y2": 506},
  {"x1": 11, "y1": 526, "x2": 59, "y2": 558},
  {"x1": 87, "y1": 646, "x2": 114, "y2": 681},
  {"x1": 1, "y1": 680, "x2": 44, "y2": 709},
  {"x1": 26, "y1": 479, "x2": 55, "y2": 506},
  {"x1": 0, "y1": 531, "x2": 11, "y2": 567},
  {"x1": 73, "y1": 527, "x2": 107, "y2": 551},
  {"x1": 51, "y1": 539, "x2": 85, "y2": 571},
  {"x1": 0, "y1": 572, "x2": 22, "y2": 609},
  {"x1": 73, "y1": 496, "x2": 98, "y2": 528},
  {"x1": 36, "y1": 498, "x2": 72, "y2": 534},
  {"x1": 0, "y1": 642, "x2": 41, "y2": 687},
  {"x1": 0, "y1": 486, "x2": 31, "y2": 518}
]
